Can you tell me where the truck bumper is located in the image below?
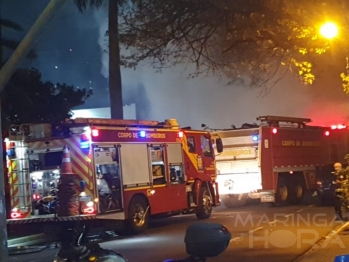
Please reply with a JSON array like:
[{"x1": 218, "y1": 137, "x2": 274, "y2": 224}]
[{"x1": 6, "y1": 214, "x2": 96, "y2": 225}]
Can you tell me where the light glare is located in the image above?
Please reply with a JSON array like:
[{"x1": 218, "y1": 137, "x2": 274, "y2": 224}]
[{"x1": 320, "y1": 22, "x2": 338, "y2": 39}]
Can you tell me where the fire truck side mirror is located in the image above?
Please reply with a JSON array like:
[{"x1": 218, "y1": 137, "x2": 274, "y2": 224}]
[{"x1": 216, "y1": 138, "x2": 223, "y2": 153}]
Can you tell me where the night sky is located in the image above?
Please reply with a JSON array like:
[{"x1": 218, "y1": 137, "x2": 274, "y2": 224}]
[
  {"x1": 2, "y1": 0, "x2": 349, "y2": 129},
  {"x1": 2, "y1": 0, "x2": 109, "y2": 108}
]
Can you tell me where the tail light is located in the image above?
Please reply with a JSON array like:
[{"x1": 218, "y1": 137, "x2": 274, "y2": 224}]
[
  {"x1": 10, "y1": 208, "x2": 22, "y2": 219},
  {"x1": 82, "y1": 207, "x2": 95, "y2": 214},
  {"x1": 33, "y1": 194, "x2": 40, "y2": 200},
  {"x1": 81, "y1": 201, "x2": 96, "y2": 214}
]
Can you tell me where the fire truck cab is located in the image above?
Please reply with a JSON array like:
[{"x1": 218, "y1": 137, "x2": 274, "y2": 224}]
[{"x1": 5, "y1": 118, "x2": 222, "y2": 234}]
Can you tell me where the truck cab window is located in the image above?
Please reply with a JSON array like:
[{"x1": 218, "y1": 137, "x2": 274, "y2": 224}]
[
  {"x1": 187, "y1": 136, "x2": 196, "y2": 153},
  {"x1": 151, "y1": 145, "x2": 166, "y2": 185},
  {"x1": 201, "y1": 135, "x2": 212, "y2": 157}
]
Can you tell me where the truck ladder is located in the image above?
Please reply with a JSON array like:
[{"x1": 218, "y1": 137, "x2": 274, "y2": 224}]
[
  {"x1": 7, "y1": 141, "x2": 32, "y2": 218},
  {"x1": 66, "y1": 117, "x2": 180, "y2": 129},
  {"x1": 256, "y1": 116, "x2": 312, "y2": 127}
]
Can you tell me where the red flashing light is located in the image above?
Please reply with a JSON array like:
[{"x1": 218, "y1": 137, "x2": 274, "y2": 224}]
[
  {"x1": 91, "y1": 129, "x2": 99, "y2": 137},
  {"x1": 82, "y1": 207, "x2": 95, "y2": 214},
  {"x1": 11, "y1": 212, "x2": 21, "y2": 219},
  {"x1": 178, "y1": 131, "x2": 184, "y2": 138},
  {"x1": 33, "y1": 194, "x2": 40, "y2": 200},
  {"x1": 272, "y1": 128, "x2": 278, "y2": 134},
  {"x1": 325, "y1": 131, "x2": 330, "y2": 136}
]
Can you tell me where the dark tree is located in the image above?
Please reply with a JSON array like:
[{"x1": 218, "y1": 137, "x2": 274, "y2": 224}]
[
  {"x1": 73, "y1": 0, "x2": 125, "y2": 119},
  {"x1": 1, "y1": 68, "x2": 92, "y2": 130},
  {"x1": 121, "y1": 0, "x2": 349, "y2": 91},
  {"x1": 0, "y1": 18, "x2": 37, "y2": 66}
]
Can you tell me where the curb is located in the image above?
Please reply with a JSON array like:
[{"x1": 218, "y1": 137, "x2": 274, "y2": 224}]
[
  {"x1": 293, "y1": 220, "x2": 349, "y2": 262},
  {"x1": 8, "y1": 234, "x2": 48, "y2": 248}
]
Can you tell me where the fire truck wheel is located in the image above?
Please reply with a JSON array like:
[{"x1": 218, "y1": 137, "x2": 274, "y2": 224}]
[
  {"x1": 196, "y1": 186, "x2": 213, "y2": 219},
  {"x1": 293, "y1": 183, "x2": 304, "y2": 204},
  {"x1": 273, "y1": 179, "x2": 290, "y2": 206},
  {"x1": 221, "y1": 194, "x2": 247, "y2": 208},
  {"x1": 127, "y1": 196, "x2": 149, "y2": 234}
]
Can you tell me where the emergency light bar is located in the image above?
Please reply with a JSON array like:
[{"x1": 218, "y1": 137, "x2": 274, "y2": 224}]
[
  {"x1": 331, "y1": 124, "x2": 347, "y2": 130},
  {"x1": 139, "y1": 130, "x2": 146, "y2": 138},
  {"x1": 80, "y1": 133, "x2": 91, "y2": 149},
  {"x1": 91, "y1": 129, "x2": 99, "y2": 137},
  {"x1": 252, "y1": 135, "x2": 259, "y2": 142}
]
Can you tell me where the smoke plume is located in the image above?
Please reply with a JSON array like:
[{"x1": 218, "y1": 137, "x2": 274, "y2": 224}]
[{"x1": 93, "y1": 10, "x2": 349, "y2": 129}]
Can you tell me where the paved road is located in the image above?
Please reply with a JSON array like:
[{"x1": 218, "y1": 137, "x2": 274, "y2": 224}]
[{"x1": 9, "y1": 202, "x2": 346, "y2": 262}]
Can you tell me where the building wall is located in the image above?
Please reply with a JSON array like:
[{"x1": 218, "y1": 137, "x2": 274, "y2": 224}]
[{"x1": 71, "y1": 104, "x2": 137, "y2": 119}]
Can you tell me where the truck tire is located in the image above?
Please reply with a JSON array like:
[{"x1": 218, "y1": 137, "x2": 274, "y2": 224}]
[
  {"x1": 196, "y1": 186, "x2": 213, "y2": 219},
  {"x1": 292, "y1": 182, "x2": 305, "y2": 204},
  {"x1": 273, "y1": 178, "x2": 290, "y2": 206},
  {"x1": 222, "y1": 194, "x2": 247, "y2": 208},
  {"x1": 127, "y1": 196, "x2": 149, "y2": 234}
]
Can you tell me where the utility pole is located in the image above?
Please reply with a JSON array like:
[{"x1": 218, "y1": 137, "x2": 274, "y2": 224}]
[{"x1": 0, "y1": 0, "x2": 68, "y2": 260}]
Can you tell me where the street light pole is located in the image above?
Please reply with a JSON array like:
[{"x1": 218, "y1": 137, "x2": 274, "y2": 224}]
[{"x1": 0, "y1": 0, "x2": 68, "y2": 260}]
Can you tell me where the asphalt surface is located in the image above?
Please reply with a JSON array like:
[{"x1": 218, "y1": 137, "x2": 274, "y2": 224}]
[{"x1": 8, "y1": 201, "x2": 347, "y2": 262}]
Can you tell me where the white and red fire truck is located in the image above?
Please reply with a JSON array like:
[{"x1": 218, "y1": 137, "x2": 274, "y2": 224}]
[
  {"x1": 211, "y1": 116, "x2": 349, "y2": 207},
  {"x1": 5, "y1": 118, "x2": 222, "y2": 233}
]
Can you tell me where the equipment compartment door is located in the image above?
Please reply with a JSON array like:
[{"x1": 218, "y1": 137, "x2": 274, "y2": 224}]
[
  {"x1": 94, "y1": 145, "x2": 122, "y2": 214},
  {"x1": 166, "y1": 143, "x2": 187, "y2": 211},
  {"x1": 146, "y1": 143, "x2": 187, "y2": 214},
  {"x1": 119, "y1": 143, "x2": 151, "y2": 186}
]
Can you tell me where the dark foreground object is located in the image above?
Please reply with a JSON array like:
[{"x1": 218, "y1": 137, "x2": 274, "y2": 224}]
[{"x1": 165, "y1": 222, "x2": 231, "y2": 262}]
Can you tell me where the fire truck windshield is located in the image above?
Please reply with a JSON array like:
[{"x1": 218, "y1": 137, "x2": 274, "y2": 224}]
[{"x1": 201, "y1": 135, "x2": 213, "y2": 157}]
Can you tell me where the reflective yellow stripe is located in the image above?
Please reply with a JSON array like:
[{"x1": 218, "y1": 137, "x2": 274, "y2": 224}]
[
  {"x1": 124, "y1": 184, "x2": 167, "y2": 191},
  {"x1": 153, "y1": 184, "x2": 166, "y2": 188},
  {"x1": 124, "y1": 186, "x2": 150, "y2": 191}
]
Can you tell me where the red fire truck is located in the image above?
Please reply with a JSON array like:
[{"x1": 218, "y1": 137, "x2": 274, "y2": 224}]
[
  {"x1": 5, "y1": 118, "x2": 222, "y2": 234},
  {"x1": 211, "y1": 116, "x2": 349, "y2": 207}
]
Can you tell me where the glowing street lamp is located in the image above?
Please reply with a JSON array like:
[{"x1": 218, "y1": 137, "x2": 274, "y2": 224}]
[{"x1": 319, "y1": 22, "x2": 338, "y2": 39}]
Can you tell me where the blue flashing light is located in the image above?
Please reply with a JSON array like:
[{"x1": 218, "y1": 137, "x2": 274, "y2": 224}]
[
  {"x1": 80, "y1": 141, "x2": 90, "y2": 149},
  {"x1": 139, "y1": 130, "x2": 146, "y2": 138},
  {"x1": 252, "y1": 135, "x2": 259, "y2": 142}
]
